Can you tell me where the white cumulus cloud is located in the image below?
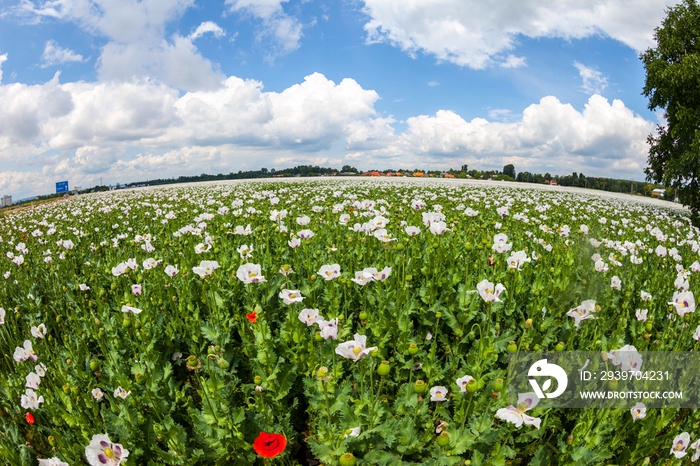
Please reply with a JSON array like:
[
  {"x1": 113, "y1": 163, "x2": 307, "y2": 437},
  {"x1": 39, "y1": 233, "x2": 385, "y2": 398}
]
[
  {"x1": 361, "y1": 0, "x2": 678, "y2": 68},
  {"x1": 226, "y1": 0, "x2": 303, "y2": 54},
  {"x1": 574, "y1": 61, "x2": 608, "y2": 94},
  {"x1": 188, "y1": 21, "x2": 226, "y2": 40},
  {"x1": 0, "y1": 70, "x2": 656, "y2": 199},
  {"x1": 42, "y1": 40, "x2": 84, "y2": 67},
  {"x1": 0, "y1": 53, "x2": 7, "y2": 83},
  {"x1": 18, "y1": 0, "x2": 224, "y2": 90},
  {"x1": 363, "y1": 95, "x2": 654, "y2": 178}
]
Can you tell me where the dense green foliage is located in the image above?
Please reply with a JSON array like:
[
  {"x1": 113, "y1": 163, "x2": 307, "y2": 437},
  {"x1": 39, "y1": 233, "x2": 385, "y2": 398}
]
[{"x1": 641, "y1": 0, "x2": 700, "y2": 223}]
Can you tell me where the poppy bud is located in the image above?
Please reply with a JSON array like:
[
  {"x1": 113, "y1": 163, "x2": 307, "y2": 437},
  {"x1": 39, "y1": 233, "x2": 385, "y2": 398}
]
[
  {"x1": 408, "y1": 343, "x2": 419, "y2": 355},
  {"x1": 525, "y1": 319, "x2": 532, "y2": 329},
  {"x1": 135, "y1": 373, "x2": 145, "y2": 384},
  {"x1": 338, "y1": 453, "x2": 357, "y2": 466},
  {"x1": 48, "y1": 435, "x2": 56, "y2": 446},
  {"x1": 218, "y1": 358, "x2": 230, "y2": 369},
  {"x1": 123, "y1": 316, "x2": 131, "y2": 328},
  {"x1": 609, "y1": 378, "x2": 619, "y2": 390},
  {"x1": 533, "y1": 344, "x2": 541, "y2": 351},
  {"x1": 377, "y1": 361, "x2": 390, "y2": 376},
  {"x1": 405, "y1": 274, "x2": 412, "y2": 281},
  {"x1": 436, "y1": 431, "x2": 450, "y2": 447},
  {"x1": 90, "y1": 359, "x2": 99, "y2": 371},
  {"x1": 555, "y1": 342, "x2": 565, "y2": 352},
  {"x1": 566, "y1": 435, "x2": 573, "y2": 445},
  {"x1": 316, "y1": 367, "x2": 329, "y2": 378},
  {"x1": 507, "y1": 341, "x2": 517, "y2": 353},
  {"x1": 645, "y1": 321, "x2": 653, "y2": 332},
  {"x1": 315, "y1": 332, "x2": 323, "y2": 342},
  {"x1": 436, "y1": 312, "x2": 442, "y2": 319},
  {"x1": 25, "y1": 412, "x2": 34, "y2": 425},
  {"x1": 414, "y1": 379, "x2": 428, "y2": 394},
  {"x1": 494, "y1": 323, "x2": 500, "y2": 332},
  {"x1": 207, "y1": 346, "x2": 216, "y2": 355},
  {"x1": 98, "y1": 327, "x2": 105, "y2": 337}
]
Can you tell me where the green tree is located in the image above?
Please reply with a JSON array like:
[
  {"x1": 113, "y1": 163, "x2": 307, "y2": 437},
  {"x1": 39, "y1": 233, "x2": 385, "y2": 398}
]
[
  {"x1": 641, "y1": 0, "x2": 700, "y2": 221},
  {"x1": 503, "y1": 164, "x2": 516, "y2": 178}
]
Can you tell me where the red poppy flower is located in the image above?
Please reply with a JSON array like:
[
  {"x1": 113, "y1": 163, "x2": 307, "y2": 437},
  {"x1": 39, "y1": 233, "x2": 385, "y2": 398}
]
[
  {"x1": 246, "y1": 311, "x2": 257, "y2": 323},
  {"x1": 253, "y1": 432, "x2": 286, "y2": 458},
  {"x1": 25, "y1": 412, "x2": 34, "y2": 425}
]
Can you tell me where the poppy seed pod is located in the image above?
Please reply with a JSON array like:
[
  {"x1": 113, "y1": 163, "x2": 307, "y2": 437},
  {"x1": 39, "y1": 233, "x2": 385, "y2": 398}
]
[
  {"x1": 377, "y1": 361, "x2": 390, "y2": 376},
  {"x1": 436, "y1": 431, "x2": 450, "y2": 447},
  {"x1": 414, "y1": 379, "x2": 428, "y2": 394},
  {"x1": 408, "y1": 343, "x2": 419, "y2": 355},
  {"x1": 494, "y1": 378, "x2": 504, "y2": 392},
  {"x1": 338, "y1": 453, "x2": 357, "y2": 466}
]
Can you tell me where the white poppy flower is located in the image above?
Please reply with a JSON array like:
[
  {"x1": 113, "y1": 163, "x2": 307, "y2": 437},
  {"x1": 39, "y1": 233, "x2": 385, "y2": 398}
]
[
  {"x1": 335, "y1": 333, "x2": 377, "y2": 361},
  {"x1": 495, "y1": 392, "x2": 541, "y2": 429}
]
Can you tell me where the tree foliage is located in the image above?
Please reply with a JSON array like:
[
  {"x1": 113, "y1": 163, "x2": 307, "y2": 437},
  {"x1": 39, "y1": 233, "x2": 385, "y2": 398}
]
[
  {"x1": 641, "y1": 0, "x2": 700, "y2": 222},
  {"x1": 502, "y1": 164, "x2": 516, "y2": 179}
]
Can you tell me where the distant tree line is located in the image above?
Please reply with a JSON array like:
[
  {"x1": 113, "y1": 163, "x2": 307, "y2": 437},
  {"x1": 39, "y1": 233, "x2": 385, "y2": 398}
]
[{"x1": 26, "y1": 163, "x2": 668, "y2": 202}]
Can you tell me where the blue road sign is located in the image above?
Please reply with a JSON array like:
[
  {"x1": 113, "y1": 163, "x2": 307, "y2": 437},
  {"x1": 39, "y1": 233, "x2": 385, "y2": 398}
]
[{"x1": 56, "y1": 181, "x2": 69, "y2": 193}]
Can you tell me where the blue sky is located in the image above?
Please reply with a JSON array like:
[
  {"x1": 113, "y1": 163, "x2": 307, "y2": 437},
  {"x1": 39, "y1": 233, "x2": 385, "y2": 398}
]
[{"x1": 0, "y1": 0, "x2": 678, "y2": 198}]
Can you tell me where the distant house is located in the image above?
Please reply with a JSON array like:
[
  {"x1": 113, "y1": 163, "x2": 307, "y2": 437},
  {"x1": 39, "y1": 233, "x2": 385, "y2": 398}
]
[
  {"x1": 651, "y1": 188, "x2": 665, "y2": 198},
  {"x1": 1, "y1": 195, "x2": 11, "y2": 207},
  {"x1": 545, "y1": 180, "x2": 558, "y2": 186},
  {"x1": 413, "y1": 172, "x2": 424, "y2": 177},
  {"x1": 444, "y1": 173, "x2": 455, "y2": 178}
]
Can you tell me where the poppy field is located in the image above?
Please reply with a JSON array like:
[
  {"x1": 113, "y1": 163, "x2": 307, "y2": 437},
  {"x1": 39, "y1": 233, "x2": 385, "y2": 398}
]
[{"x1": 1, "y1": 179, "x2": 699, "y2": 465}]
